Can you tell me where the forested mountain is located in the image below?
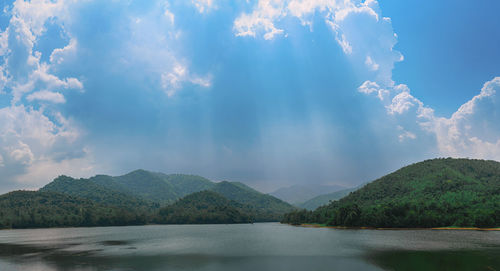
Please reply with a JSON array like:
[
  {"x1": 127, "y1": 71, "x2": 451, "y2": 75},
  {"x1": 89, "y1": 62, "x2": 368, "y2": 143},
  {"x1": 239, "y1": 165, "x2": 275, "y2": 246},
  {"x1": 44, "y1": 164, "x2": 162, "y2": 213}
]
[
  {"x1": 0, "y1": 191, "x2": 147, "y2": 229},
  {"x1": 0, "y1": 170, "x2": 294, "y2": 228},
  {"x1": 271, "y1": 184, "x2": 346, "y2": 204},
  {"x1": 108, "y1": 170, "x2": 215, "y2": 203},
  {"x1": 40, "y1": 171, "x2": 294, "y2": 222},
  {"x1": 154, "y1": 191, "x2": 253, "y2": 224},
  {"x1": 298, "y1": 187, "x2": 358, "y2": 210},
  {"x1": 211, "y1": 181, "x2": 296, "y2": 221},
  {"x1": 40, "y1": 175, "x2": 155, "y2": 210},
  {"x1": 42, "y1": 170, "x2": 215, "y2": 205},
  {"x1": 283, "y1": 158, "x2": 500, "y2": 228}
]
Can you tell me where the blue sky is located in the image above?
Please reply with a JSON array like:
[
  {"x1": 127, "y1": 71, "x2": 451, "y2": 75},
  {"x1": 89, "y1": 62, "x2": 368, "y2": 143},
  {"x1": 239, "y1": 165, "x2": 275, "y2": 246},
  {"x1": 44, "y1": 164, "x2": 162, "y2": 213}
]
[{"x1": 0, "y1": 0, "x2": 499, "y2": 193}]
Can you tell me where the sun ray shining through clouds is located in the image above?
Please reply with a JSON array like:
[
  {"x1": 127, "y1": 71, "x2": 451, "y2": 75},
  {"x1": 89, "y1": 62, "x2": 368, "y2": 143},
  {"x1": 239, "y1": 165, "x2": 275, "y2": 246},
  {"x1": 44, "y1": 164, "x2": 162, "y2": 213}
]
[{"x1": 0, "y1": 0, "x2": 499, "y2": 193}]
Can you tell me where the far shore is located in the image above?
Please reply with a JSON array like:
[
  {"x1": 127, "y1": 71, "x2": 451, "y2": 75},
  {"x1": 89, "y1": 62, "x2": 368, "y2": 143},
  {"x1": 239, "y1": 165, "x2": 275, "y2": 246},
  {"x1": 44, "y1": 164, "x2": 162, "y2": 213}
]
[{"x1": 298, "y1": 223, "x2": 500, "y2": 231}]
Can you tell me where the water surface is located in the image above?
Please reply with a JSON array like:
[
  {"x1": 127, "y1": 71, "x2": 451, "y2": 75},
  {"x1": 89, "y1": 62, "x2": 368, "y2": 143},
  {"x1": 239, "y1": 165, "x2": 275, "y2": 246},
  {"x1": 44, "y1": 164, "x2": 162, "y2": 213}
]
[{"x1": 0, "y1": 223, "x2": 499, "y2": 271}]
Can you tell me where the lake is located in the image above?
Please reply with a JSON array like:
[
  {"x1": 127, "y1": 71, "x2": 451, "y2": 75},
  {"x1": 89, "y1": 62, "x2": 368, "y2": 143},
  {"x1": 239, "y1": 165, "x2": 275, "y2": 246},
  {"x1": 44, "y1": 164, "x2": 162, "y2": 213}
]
[{"x1": 0, "y1": 223, "x2": 499, "y2": 271}]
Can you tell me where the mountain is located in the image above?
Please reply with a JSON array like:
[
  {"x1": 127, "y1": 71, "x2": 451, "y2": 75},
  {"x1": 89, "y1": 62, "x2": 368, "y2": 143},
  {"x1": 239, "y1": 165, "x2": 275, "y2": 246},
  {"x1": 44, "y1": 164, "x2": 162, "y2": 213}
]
[
  {"x1": 283, "y1": 158, "x2": 500, "y2": 228},
  {"x1": 297, "y1": 187, "x2": 358, "y2": 210},
  {"x1": 40, "y1": 175, "x2": 155, "y2": 210},
  {"x1": 154, "y1": 191, "x2": 253, "y2": 224},
  {"x1": 271, "y1": 184, "x2": 346, "y2": 204},
  {"x1": 211, "y1": 181, "x2": 296, "y2": 221},
  {"x1": 40, "y1": 170, "x2": 294, "y2": 221},
  {"x1": 41, "y1": 170, "x2": 215, "y2": 205},
  {"x1": 0, "y1": 191, "x2": 146, "y2": 229}
]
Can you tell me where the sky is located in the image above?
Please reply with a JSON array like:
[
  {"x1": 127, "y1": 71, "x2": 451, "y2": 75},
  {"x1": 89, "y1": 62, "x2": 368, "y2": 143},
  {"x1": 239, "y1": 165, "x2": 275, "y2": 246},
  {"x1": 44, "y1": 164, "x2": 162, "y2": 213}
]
[{"x1": 0, "y1": 0, "x2": 499, "y2": 193}]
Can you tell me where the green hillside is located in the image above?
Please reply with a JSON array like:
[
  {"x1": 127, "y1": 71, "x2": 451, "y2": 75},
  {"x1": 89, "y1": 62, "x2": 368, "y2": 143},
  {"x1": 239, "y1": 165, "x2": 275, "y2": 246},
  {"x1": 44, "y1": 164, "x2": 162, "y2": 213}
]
[
  {"x1": 40, "y1": 175, "x2": 155, "y2": 210},
  {"x1": 298, "y1": 187, "x2": 358, "y2": 210},
  {"x1": 283, "y1": 158, "x2": 500, "y2": 228},
  {"x1": 0, "y1": 191, "x2": 147, "y2": 229},
  {"x1": 155, "y1": 191, "x2": 253, "y2": 224},
  {"x1": 38, "y1": 171, "x2": 294, "y2": 222},
  {"x1": 41, "y1": 171, "x2": 215, "y2": 205},
  {"x1": 165, "y1": 174, "x2": 216, "y2": 196},
  {"x1": 211, "y1": 181, "x2": 296, "y2": 221}
]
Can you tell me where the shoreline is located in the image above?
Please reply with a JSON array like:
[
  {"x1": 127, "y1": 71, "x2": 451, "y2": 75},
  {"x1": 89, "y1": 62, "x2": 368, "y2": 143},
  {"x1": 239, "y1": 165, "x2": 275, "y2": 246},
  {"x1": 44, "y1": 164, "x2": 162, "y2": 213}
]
[{"x1": 298, "y1": 223, "x2": 500, "y2": 231}]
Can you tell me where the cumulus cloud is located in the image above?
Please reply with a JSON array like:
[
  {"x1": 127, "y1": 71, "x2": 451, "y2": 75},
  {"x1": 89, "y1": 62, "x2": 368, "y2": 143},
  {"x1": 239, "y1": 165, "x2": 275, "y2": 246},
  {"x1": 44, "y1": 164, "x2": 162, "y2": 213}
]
[
  {"x1": 50, "y1": 38, "x2": 77, "y2": 64},
  {"x1": 26, "y1": 90, "x2": 65, "y2": 103},
  {"x1": 233, "y1": 0, "x2": 286, "y2": 40},
  {"x1": 234, "y1": 0, "x2": 402, "y2": 84},
  {"x1": 432, "y1": 77, "x2": 500, "y2": 159},
  {"x1": 236, "y1": 0, "x2": 500, "y2": 162},
  {"x1": 0, "y1": 104, "x2": 88, "y2": 187},
  {"x1": 0, "y1": 0, "x2": 92, "y2": 189},
  {"x1": 0, "y1": 0, "x2": 216, "y2": 190},
  {"x1": 358, "y1": 80, "x2": 389, "y2": 101}
]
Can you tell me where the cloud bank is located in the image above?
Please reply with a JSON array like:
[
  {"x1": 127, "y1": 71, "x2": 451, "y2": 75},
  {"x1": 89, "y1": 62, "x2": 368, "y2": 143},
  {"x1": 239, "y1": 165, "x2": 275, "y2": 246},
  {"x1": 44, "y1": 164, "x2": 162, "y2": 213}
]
[{"x1": 234, "y1": 0, "x2": 500, "y2": 162}]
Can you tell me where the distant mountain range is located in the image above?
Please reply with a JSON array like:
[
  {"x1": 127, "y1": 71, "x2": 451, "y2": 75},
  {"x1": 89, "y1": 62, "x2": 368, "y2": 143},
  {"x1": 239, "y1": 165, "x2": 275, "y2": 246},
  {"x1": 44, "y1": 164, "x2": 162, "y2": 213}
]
[
  {"x1": 297, "y1": 187, "x2": 359, "y2": 210},
  {"x1": 270, "y1": 184, "x2": 347, "y2": 204},
  {"x1": 0, "y1": 170, "x2": 295, "y2": 229},
  {"x1": 283, "y1": 158, "x2": 500, "y2": 228}
]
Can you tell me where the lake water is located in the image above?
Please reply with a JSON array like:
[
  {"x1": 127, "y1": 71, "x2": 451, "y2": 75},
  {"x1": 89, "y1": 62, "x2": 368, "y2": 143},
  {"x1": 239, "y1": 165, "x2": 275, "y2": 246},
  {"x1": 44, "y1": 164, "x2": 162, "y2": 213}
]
[{"x1": 0, "y1": 223, "x2": 499, "y2": 271}]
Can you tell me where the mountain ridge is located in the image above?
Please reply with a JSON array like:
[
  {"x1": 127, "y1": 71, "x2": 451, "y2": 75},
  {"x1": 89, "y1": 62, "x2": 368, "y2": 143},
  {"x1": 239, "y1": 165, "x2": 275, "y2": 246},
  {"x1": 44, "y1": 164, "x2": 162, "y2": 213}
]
[
  {"x1": 283, "y1": 158, "x2": 500, "y2": 228},
  {"x1": 271, "y1": 184, "x2": 346, "y2": 204},
  {"x1": 40, "y1": 170, "x2": 295, "y2": 222}
]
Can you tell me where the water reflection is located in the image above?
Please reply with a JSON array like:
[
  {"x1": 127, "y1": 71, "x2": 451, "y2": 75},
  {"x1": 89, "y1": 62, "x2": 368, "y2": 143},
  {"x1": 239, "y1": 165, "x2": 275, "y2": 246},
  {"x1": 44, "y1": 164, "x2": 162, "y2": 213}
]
[
  {"x1": 0, "y1": 242, "x2": 381, "y2": 271},
  {"x1": 0, "y1": 224, "x2": 498, "y2": 271},
  {"x1": 368, "y1": 249, "x2": 500, "y2": 271}
]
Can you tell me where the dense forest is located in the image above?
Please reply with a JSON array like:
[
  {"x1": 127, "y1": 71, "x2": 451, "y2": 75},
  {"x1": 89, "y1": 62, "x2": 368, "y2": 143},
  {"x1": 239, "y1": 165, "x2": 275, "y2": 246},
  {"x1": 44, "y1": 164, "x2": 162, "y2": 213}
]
[
  {"x1": 41, "y1": 170, "x2": 215, "y2": 205},
  {"x1": 154, "y1": 191, "x2": 253, "y2": 224},
  {"x1": 211, "y1": 181, "x2": 296, "y2": 221},
  {"x1": 40, "y1": 171, "x2": 294, "y2": 222},
  {"x1": 0, "y1": 170, "x2": 295, "y2": 229},
  {"x1": 0, "y1": 191, "x2": 147, "y2": 228},
  {"x1": 283, "y1": 158, "x2": 500, "y2": 228}
]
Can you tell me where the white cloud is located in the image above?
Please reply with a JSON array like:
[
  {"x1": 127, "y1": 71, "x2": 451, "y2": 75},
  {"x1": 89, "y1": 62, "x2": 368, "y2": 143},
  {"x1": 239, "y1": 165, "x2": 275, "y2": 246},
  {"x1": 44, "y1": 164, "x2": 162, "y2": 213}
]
[
  {"x1": 235, "y1": 0, "x2": 500, "y2": 164},
  {"x1": 164, "y1": 8, "x2": 175, "y2": 24},
  {"x1": 0, "y1": 104, "x2": 87, "y2": 188},
  {"x1": 192, "y1": 0, "x2": 216, "y2": 13},
  {"x1": 358, "y1": 80, "x2": 389, "y2": 101},
  {"x1": 1, "y1": 0, "x2": 84, "y2": 103},
  {"x1": 14, "y1": 151, "x2": 96, "y2": 187},
  {"x1": 233, "y1": 0, "x2": 286, "y2": 40},
  {"x1": 50, "y1": 38, "x2": 77, "y2": 64},
  {"x1": 163, "y1": 1, "x2": 175, "y2": 24},
  {"x1": 365, "y1": 55, "x2": 379, "y2": 71},
  {"x1": 234, "y1": 0, "x2": 402, "y2": 84},
  {"x1": 386, "y1": 89, "x2": 420, "y2": 115},
  {"x1": 0, "y1": 0, "x2": 93, "y2": 189},
  {"x1": 397, "y1": 126, "x2": 416, "y2": 142},
  {"x1": 431, "y1": 77, "x2": 500, "y2": 160},
  {"x1": 126, "y1": 7, "x2": 211, "y2": 98},
  {"x1": 161, "y1": 63, "x2": 212, "y2": 97},
  {"x1": 8, "y1": 141, "x2": 34, "y2": 165},
  {"x1": 26, "y1": 90, "x2": 65, "y2": 103}
]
